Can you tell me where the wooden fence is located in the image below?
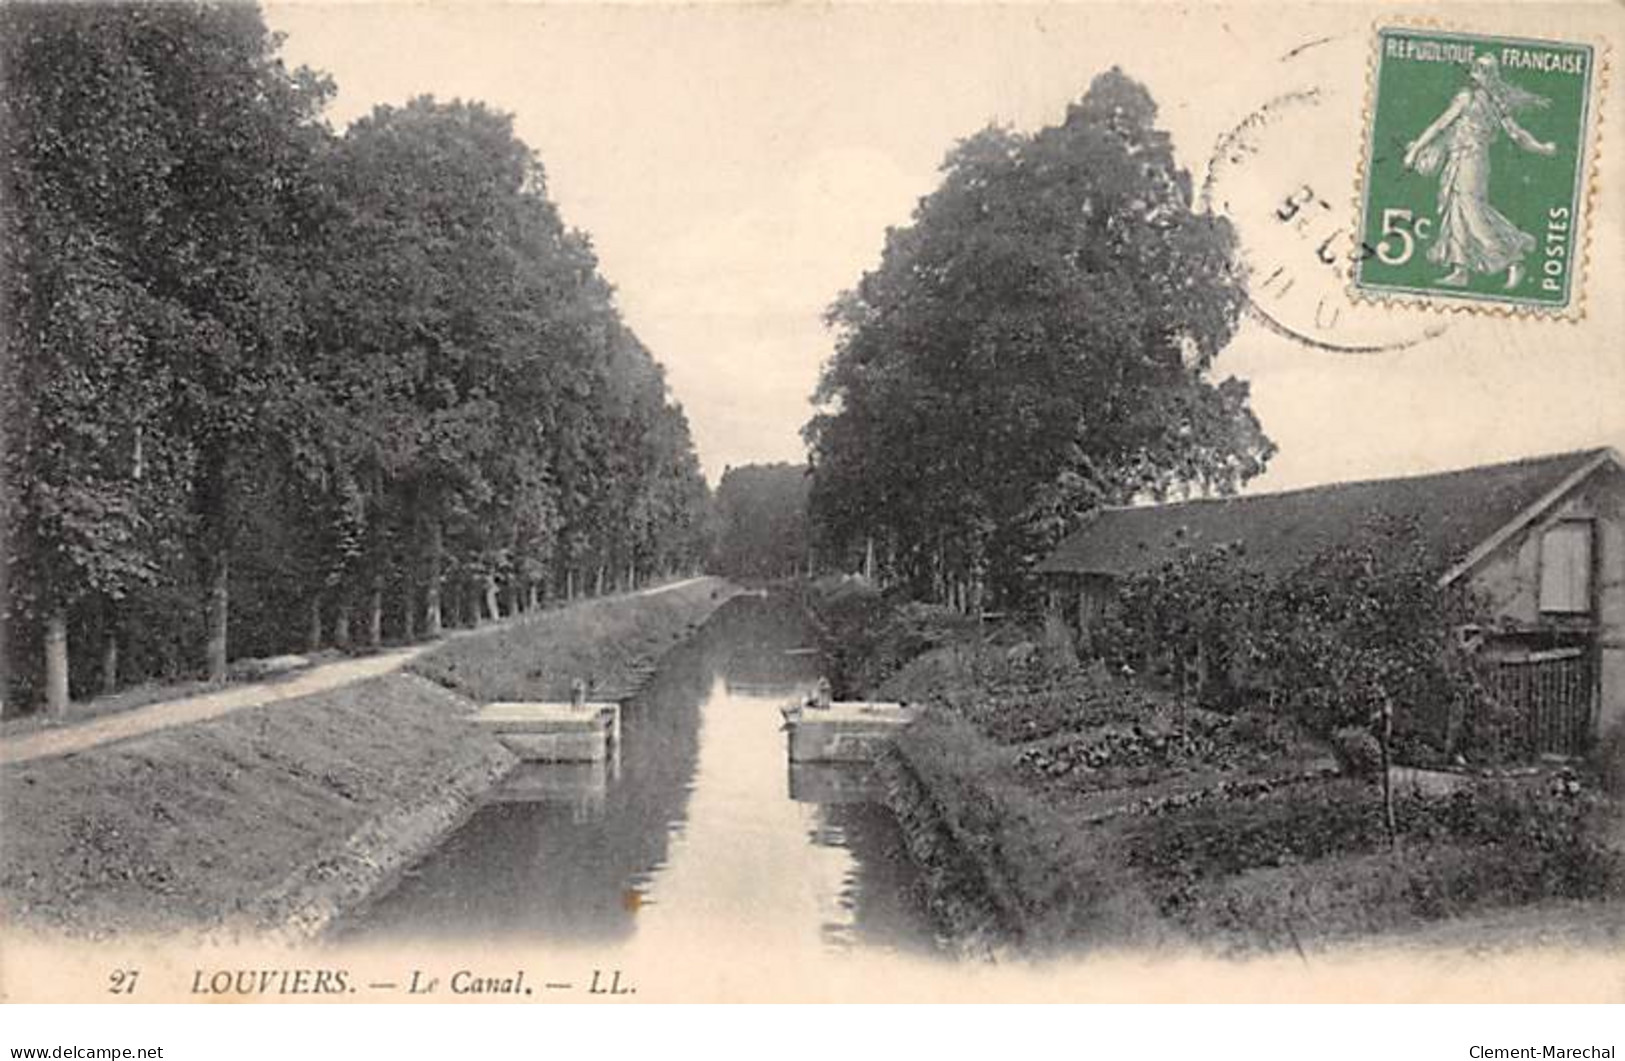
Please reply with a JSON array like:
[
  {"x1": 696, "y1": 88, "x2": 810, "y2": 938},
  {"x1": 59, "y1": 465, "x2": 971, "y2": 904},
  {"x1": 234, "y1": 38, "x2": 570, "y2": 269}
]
[{"x1": 1481, "y1": 647, "x2": 1595, "y2": 758}]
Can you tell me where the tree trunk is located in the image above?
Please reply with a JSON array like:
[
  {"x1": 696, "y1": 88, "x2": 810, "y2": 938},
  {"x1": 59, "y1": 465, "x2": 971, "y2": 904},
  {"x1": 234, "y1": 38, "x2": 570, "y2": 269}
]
[
  {"x1": 368, "y1": 581, "x2": 383, "y2": 648},
  {"x1": 485, "y1": 575, "x2": 500, "y2": 622},
  {"x1": 334, "y1": 604, "x2": 351, "y2": 649},
  {"x1": 468, "y1": 583, "x2": 482, "y2": 626},
  {"x1": 1379, "y1": 699, "x2": 1398, "y2": 848},
  {"x1": 43, "y1": 610, "x2": 69, "y2": 714},
  {"x1": 566, "y1": 569, "x2": 575, "y2": 601},
  {"x1": 101, "y1": 629, "x2": 119, "y2": 697},
  {"x1": 594, "y1": 565, "x2": 605, "y2": 597},
  {"x1": 307, "y1": 595, "x2": 323, "y2": 652},
  {"x1": 424, "y1": 518, "x2": 444, "y2": 637},
  {"x1": 205, "y1": 549, "x2": 229, "y2": 683},
  {"x1": 402, "y1": 583, "x2": 417, "y2": 643},
  {"x1": 163, "y1": 634, "x2": 182, "y2": 681},
  {"x1": 863, "y1": 536, "x2": 875, "y2": 582},
  {"x1": 100, "y1": 598, "x2": 119, "y2": 696},
  {"x1": 528, "y1": 583, "x2": 540, "y2": 612}
]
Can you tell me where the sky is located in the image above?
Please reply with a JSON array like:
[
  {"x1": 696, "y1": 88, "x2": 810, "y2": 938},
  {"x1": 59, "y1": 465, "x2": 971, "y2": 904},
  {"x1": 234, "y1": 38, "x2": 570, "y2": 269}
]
[{"x1": 266, "y1": 2, "x2": 1625, "y2": 490}]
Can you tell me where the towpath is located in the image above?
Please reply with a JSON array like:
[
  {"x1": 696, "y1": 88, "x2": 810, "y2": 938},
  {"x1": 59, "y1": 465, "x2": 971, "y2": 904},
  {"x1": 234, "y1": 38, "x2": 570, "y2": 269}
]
[{"x1": 0, "y1": 576, "x2": 708, "y2": 766}]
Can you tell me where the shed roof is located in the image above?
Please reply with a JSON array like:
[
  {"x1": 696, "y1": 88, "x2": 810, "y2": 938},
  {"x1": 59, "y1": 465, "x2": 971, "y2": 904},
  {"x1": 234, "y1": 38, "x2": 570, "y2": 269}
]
[{"x1": 1036, "y1": 448, "x2": 1619, "y2": 582}]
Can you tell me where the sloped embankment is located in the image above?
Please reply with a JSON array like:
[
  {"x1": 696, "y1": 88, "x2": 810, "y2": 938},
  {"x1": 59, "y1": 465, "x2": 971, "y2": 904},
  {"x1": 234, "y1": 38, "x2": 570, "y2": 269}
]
[
  {"x1": 408, "y1": 577, "x2": 735, "y2": 701},
  {"x1": 1, "y1": 673, "x2": 510, "y2": 941}
]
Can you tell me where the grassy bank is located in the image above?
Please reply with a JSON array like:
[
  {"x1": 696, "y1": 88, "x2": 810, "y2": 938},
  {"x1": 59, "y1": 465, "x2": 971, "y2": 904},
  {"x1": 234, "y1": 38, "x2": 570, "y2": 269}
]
[
  {"x1": 812, "y1": 581, "x2": 1623, "y2": 955},
  {"x1": 1, "y1": 577, "x2": 736, "y2": 940},
  {"x1": 0, "y1": 673, "x2": 511, "y2": 940},
  {"x1": 408, "y1": 576, "x2": 736, "y2": 701}
]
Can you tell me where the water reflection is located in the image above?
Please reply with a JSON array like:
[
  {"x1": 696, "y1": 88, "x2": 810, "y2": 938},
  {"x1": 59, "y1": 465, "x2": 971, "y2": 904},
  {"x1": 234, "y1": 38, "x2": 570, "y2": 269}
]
[
  {"x1": 491, "y1": 761, "x2": 614, "y2": 823},
  {"x1": 352, "y1": 595, "x2": 940, "y2": 956},
  {"x1": 788, "y1": 762, "x2": 884, "y2": 804}
]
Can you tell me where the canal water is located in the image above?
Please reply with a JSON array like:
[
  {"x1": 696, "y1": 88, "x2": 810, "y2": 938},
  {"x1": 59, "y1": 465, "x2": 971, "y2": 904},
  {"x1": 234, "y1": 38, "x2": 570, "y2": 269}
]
[{"x1": 350, "y1": 595, "x2": 942, "y2": 958}]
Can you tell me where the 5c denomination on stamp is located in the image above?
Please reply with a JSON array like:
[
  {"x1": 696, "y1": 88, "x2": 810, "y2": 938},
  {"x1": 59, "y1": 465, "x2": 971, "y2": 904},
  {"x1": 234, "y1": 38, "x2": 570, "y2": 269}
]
[{"x1": 1355, "y1": 27, "x2": 1601, "y2": 316}]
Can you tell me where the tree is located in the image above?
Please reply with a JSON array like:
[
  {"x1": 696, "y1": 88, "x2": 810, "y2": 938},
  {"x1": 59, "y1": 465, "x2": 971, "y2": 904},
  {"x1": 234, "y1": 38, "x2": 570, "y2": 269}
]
[
  {"x1": 319, "y1": 96, "x2": 709, "y2": 631},
  {"x1": 710, "y1": 464, "x2": 811, "y2": 580},
  {"x1": 1105, "y1": 519, "x2": 1495, "y2": 843},
  {"x1": 2, "y1": 7, "x2": 711, "y2": 714},
  {"x1": 806, "y1": 69, "x2": 1274, "y2": 605},
  {"x1": 1, "y1": 3, "x2": 330, "y2": 702}
]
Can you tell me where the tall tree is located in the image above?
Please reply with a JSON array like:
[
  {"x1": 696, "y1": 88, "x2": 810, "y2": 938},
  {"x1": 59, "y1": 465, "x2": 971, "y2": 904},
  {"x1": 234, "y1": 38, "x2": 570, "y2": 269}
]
[
  {"x1": 2, "y1": 8, "x2": 711, "y2": 714},
  {"x1": 806, "y1": 69, "x2": 1274, "y2": 604},
  {"x1": 1, "y1": 3, "x2": 330, "y2": 702},
  {"x1": 710, "y1": 464, "x2": 810, "y2": 580}
]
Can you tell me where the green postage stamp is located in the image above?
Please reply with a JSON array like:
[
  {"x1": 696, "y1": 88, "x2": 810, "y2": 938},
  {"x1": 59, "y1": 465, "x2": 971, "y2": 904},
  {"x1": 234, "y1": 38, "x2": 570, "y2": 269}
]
[{"x1": 1356, "y1": 27, "x2": 1599, "y2": 314}]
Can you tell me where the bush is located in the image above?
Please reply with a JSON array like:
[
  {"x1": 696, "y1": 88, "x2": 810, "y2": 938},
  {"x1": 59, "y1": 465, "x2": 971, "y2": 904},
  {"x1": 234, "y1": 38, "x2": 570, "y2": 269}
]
[
  {"x1": 1331, "y1": 727, "x2": 1383, "y2": 777},
  {"x1": 1177, "y1": 826, "x2": 1618, "y2": 952},
  {"x1": 1405, "y1": 779, "x2": 1616, "y2": 890},
  {"x1": 1126, "y1": 778, "x2": 1396, "y2": 896},
  {"x1": 1102, "y1": 519, "x2": 1495, "y2": 762},
  {"x1": 944, "y1": 660, "x2": 1173, "y2": 745},
  {"x1": 1016, "y1": 707, "x2": 1316, "y2": 790},
  {"x1": 804, "y1": 580, "x2": 979, "y2": 698},
  {"x1": 1127, "y1": 774, "x2": 1619, "y2": 937}
]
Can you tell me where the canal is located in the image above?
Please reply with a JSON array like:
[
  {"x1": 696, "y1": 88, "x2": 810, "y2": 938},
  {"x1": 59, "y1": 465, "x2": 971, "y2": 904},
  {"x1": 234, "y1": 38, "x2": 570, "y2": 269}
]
[{"x1": 349, "y1": 594, "x2": 943, "y2": 958}]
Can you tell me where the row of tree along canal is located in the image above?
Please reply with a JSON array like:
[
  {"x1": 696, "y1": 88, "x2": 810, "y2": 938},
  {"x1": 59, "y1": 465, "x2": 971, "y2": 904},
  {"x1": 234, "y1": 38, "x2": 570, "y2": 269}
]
[{"x1": 1, "y1": 5, "x2": 709, "y2": 714}]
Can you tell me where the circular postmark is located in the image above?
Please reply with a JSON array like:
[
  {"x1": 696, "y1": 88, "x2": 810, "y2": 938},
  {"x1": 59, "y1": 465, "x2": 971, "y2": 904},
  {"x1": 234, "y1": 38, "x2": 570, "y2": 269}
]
[{"x1": 1201, "y1": 34, "x2": 1451, "y2": 354}]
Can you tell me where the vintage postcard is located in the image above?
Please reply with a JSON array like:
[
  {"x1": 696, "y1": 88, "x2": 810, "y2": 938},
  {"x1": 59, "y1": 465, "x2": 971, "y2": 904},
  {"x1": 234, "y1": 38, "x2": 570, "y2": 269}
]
[{"x1": 2, "y1": 0, "x2": 1623, "y2": 1008}]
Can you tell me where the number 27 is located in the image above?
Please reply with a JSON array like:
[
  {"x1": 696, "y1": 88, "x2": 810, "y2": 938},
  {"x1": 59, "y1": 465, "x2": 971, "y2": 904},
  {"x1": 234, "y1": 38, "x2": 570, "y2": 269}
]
[{"x1": 108, "y1": 969, "x2": 140, "y2": 995}]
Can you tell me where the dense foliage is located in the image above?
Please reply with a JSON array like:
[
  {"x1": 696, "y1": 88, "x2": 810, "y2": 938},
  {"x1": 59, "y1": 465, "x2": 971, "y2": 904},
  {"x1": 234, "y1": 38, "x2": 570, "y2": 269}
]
[
  {"x1": 1103, "y1": 520, "x2": 1501, "y2": 763},
  {"x1": 805, "y1": 68, "x2": 1274, "y2": 606},
  {"x1": 708, "y1": 462, "x2": 809, "y2": 580},
  {"x1": 1, "y1": 4, "x2": 709, "y2": 713},
  {"x1": 1128, "y1": 778, "x2": 1617, "y2": 947},
  {"x1": 1015, "y1": 708, "x2": 1314, "y2": 791}
]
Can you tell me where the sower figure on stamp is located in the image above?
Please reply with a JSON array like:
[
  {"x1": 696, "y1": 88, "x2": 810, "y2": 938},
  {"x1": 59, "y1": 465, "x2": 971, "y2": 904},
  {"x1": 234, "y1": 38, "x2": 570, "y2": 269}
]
[{"x1": 1403, "y1": 53, "x2": 1557, "y2": 289}]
